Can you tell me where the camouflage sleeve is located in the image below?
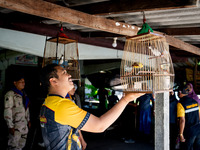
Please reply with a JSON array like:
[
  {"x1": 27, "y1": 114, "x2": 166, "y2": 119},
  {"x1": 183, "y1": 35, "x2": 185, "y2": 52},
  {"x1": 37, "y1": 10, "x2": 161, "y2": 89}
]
[
  {"x1": 25, "y1": 108, "x2": 30, "y2": 122},
  {"x1": 4, "y1": 91, "x2": 14, "y2": 128}
]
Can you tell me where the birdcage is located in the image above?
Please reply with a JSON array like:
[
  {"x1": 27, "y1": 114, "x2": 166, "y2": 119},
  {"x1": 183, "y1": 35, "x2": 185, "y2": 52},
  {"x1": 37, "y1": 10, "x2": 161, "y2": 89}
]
[
  {"x1": 42, "y1": 28, "x2": 80, "y2": 81},
  {"x1": 120, "y1": 32, "x2": 174, "y2": 93}
]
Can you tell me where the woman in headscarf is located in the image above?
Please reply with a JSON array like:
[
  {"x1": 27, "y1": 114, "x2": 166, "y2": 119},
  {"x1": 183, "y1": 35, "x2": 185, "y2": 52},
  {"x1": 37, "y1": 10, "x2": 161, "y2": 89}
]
[{"x1": 187, "y1": 83, "x2": 200, "y2": 105}]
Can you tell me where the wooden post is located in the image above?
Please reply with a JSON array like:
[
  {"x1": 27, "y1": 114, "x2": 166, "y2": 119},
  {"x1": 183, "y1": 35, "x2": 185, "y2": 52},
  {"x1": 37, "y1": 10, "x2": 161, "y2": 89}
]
[{"x1": 194, "y1": 58, "x2": 198, "y2": 91}]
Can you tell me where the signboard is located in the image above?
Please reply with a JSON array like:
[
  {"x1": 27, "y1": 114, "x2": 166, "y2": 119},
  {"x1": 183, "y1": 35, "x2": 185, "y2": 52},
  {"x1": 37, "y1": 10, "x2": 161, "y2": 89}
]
[{"x1": 16, "y1": 54, "x2": 38, "y2": 65}]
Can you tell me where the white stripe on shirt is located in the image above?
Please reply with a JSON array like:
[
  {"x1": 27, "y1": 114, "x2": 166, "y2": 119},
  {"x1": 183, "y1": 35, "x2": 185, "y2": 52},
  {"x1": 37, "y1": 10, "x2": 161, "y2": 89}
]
[{"x1": 185, "y1": 107, "x2": 199, "y2": 113}]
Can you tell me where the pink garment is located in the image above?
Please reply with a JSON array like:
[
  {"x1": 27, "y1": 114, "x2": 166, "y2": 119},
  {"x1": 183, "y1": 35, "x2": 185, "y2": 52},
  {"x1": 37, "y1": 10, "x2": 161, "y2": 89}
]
[{"x1": 187, "y1": 83, "x2": 200, "y2": 105}]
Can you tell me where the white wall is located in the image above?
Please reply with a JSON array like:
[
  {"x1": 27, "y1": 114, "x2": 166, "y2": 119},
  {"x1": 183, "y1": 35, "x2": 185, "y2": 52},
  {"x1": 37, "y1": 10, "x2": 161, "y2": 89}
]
[
  {"x1": 78, "y1": 43, "x2": 123, "y2": 60},
  {"x1": 0, "y1": 28, "x2": 46, "y2": 57},
  {"x1": 0, "y1": 28, "x2": 124, "y2": 60}
]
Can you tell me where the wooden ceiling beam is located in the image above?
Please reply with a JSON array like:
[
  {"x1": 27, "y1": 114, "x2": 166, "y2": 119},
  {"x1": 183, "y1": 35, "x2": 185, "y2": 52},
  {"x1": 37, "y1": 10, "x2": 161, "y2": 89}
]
[
  {"x1": 81, "y1": 32, "x2": 123, "y2": 38},
  {"x1": 150, "y1": 30, "x2": 200, "y2": 56},
  {"x1": 45, "y1": 0, "x2": 110, "y2": 7},
  {"x1": 158, "y1": 27, "x2": 200, "y2": 35},
  {"x1": 154, "y1": 31, "x2": 200, "y2": 55},
  {"x1": 71, "y1": 0, "x2": 199, "y2": 15},
  {"x1": 0, "y1": 0, "x2": 139, "y2": 36},
  {"x1": 165, "y1": 34, "x2": 200, "y2": 55},
  {"x1": 0, "y1": 0, "x2": 200, "y2": 56}
]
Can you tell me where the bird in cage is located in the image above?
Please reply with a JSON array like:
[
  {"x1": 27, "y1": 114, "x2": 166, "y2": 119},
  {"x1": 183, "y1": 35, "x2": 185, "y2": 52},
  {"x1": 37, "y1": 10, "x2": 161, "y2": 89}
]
[
  {"x1": 42, "y1": 25, "x2": 81, "y2": 82},
  {"x1": 132, "y1": 62, "x2": 143, "y2": 68},
  {"x1": 149, "y1": 46, "x2": 161, "y2": 57},
  {"x1": 59, "y1": 54, "x2": 64, "y2": 65},
  {"x1": 120, "y1": 32, "x2": 174, "y2": 93}
]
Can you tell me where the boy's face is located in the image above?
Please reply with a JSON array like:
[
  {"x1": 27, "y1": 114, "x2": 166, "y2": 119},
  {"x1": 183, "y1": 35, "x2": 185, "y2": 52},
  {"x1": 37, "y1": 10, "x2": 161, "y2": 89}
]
[
  {"x1": 14, "y1": 78, "x2": 25, "y2": 91},
  {"x1": 55, "y1": 66, "x2": 74, "y2": 92}
]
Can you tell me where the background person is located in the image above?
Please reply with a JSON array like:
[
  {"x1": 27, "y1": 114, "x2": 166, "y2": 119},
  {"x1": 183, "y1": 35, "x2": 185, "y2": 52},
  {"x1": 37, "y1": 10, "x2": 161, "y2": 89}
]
[
  {"x1": 177, "y1": 85, "x2": 200, "y2": 150},
  {"x1": 169, "y1": 91, "x2": 178, "y2": 150},
  {"x1": 68, "y1": 83, "x2": 87, "y2": 150},
  {"x1": 4, "y1": 75, "x2": 31, "y2": 150},
  {"x1": 108, "y1": 90, "x2": 119, "y2": 109},
  {"x1": 136, "y1": 93, "x2": 155, "y2": 140},
  {"x1": 97, "y1": 86, "x2": 108, "y2": 114},
  {"x1": 187, "y1": 83, "x2": 200, "y2": 105},
  {"x1": 68, "y1": 83, "x2": 82, "y2": 108}
]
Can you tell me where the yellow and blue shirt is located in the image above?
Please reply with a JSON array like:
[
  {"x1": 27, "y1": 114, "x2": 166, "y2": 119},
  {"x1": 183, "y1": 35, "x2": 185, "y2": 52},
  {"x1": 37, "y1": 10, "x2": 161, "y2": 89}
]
[
  {"x1": 40, "y1": 94, "x2": 90, "y2": 150},
  {"x1": 177, "y1": 96, "x2": 200, "y2": 129}
]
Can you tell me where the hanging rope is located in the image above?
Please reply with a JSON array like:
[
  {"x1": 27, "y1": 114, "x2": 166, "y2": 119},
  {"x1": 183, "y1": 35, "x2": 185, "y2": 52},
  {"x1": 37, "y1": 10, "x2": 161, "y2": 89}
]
[{"x1": 143, "y1": 11, "x2": 146, "y2": 23}]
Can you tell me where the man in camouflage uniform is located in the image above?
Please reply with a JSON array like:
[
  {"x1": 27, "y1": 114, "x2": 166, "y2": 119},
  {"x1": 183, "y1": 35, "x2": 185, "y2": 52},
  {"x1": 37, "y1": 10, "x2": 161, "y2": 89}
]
[{"x1": 4, "y1": 76, "x2": 30, "y2": 150}]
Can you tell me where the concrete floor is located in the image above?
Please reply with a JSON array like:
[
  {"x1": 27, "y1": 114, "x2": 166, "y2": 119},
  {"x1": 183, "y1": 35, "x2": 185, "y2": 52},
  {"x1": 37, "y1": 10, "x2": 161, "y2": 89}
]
[
  {"x1": 32, "y1": 131, "x2": 154, "y2": 150},
  {"x1": 85, "y1": 135, "x2": 154, "y2": 150},
  {"x1": 87, "y1": 139, "x2": 154, "y2": 150},
  {"x1": 30, "y1": 138, "x2": 154, "y2": 150},
  {"x1": 0, "y1": 122, "x2": 154, "y2": 150}
]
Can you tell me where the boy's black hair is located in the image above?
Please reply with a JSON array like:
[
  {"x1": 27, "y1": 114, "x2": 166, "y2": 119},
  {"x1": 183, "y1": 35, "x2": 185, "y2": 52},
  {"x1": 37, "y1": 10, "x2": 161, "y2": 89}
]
[{"x1": 40, "y1": 64, "x2": 59, "y2": 92}]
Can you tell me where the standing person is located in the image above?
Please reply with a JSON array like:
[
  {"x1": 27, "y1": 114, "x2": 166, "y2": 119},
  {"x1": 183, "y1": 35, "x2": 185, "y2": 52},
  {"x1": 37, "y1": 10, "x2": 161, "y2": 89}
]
[
  {"x1": 68, "y1": 83, "x2": 87, "y2": 150},
  {"x1": 136, "y1": 93, "x2": 155, "y2": 139},
  {"x1": 108, "y1": 90, "x2": 119, "y2": 109},
  {"x1": 68, "y1": 83, "x2": 82, "y2": 108},
  {"x1": 98, "y1": 86, "x2": 109, "y2": 114},
  {"x1": 4, "y1": 75, "x2": 31, "y2": 150},
  {"x1": 187, "y1": 83, "x2": 200, "y2": 105},
  {"x1": 177, "y1": 86, "x2": 200, "y2": 150},
  {"x1": 39, "y1": 64, "x2": 143, "y2": 150},
  {"x1": 169, "y1": 91, "x2": 178, "y2": 150}
]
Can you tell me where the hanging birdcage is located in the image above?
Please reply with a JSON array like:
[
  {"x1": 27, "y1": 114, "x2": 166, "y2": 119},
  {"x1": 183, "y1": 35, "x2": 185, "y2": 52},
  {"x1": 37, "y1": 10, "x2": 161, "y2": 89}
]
[
  {"x1": 42, "y1": 27, "x2": 80, "y2": 81},
  {"x1": 120, "y1": 32, "x2": 174, "y2": 93}
]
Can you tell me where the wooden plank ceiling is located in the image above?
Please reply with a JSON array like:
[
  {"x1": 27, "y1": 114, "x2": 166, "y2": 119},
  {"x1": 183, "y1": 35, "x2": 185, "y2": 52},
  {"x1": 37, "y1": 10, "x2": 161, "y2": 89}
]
[{"x1": 0, "y1": 0, "x2": 200, "y2": 65}]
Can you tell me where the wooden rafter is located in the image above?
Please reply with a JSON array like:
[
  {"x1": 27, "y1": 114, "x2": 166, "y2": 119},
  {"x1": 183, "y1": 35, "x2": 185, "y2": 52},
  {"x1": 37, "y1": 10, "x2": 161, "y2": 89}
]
[
  {"x1": 158, "y1": 27, "x2": 200, "y2": 35},
  {"x1": 71, "y1": 0, "x2": 199, "y2": 15},
  {"x1": 0, "y1": 0, "x2": 139, "y2": 36},
  {"x1": 166, "y1": 35, "x2": 200, "y2": 55},
  {"x1": 0, "y1": 0, "x2": 200, "y2": 56},
  {"x1": 155, "y1": 31, "x2": 200, "y2": 55}
]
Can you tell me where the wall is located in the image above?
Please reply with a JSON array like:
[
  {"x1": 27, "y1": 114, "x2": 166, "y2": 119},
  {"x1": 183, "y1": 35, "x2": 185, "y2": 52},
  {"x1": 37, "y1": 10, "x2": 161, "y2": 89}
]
[{"x1": 0, "y1": 28, "x2": 123, "y2": 59}]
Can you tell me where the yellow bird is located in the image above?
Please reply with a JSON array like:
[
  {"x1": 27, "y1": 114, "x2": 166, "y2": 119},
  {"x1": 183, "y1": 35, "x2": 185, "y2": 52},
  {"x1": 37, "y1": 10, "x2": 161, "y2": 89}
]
[{"x1": 132, "y1": 62, "x2": 143, "y2": 68}]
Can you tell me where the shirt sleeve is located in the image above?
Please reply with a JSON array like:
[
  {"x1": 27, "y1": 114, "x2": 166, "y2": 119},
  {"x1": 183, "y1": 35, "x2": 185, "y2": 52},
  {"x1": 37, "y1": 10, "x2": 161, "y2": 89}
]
[
  {"x1": 55, "y1": 100, "x2": 90, "y2": 129},
  {"x1": 26, "y1": 108, "x2": 30, "y2": 122},
  {"x1": 177, "y1": 102, "x2": 185, "y2": 117},
  {"x1": 4, "y1": 91, "x2": 14, "y2": 128}
]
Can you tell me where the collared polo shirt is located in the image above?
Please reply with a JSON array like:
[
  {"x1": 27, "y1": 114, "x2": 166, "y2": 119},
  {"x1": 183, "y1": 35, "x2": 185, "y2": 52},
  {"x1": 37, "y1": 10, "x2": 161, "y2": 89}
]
[{"x1": 40, "y1": 94, "x2": 90, "y2": 150}]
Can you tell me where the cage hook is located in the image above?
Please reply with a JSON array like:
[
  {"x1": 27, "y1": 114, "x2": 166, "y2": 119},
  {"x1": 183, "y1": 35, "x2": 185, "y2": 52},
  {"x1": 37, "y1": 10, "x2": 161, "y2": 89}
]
[{"x1": 142, "y1": 11, "x2": 146, "y2": 23}]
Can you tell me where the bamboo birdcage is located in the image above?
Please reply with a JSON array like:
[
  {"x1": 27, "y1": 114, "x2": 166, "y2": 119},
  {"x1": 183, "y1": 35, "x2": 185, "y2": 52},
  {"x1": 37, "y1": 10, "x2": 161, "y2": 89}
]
[
  {"x1": 42, "y1": 33, "x2": 80, "y2": 81},
  {"x1": 120, "y1": 32, "x2": 174, "y2": 93}
]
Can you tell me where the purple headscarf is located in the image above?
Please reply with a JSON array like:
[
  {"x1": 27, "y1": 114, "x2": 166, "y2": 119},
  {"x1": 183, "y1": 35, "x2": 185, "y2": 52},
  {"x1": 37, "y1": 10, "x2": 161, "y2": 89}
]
[{"x1": 187, "y1": 83, "x2": 200, "y2": 105}]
